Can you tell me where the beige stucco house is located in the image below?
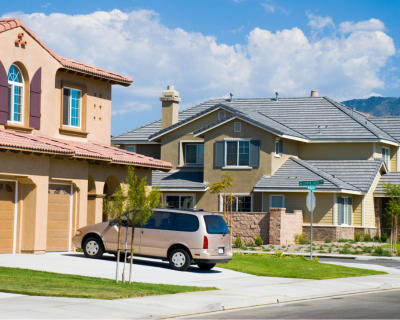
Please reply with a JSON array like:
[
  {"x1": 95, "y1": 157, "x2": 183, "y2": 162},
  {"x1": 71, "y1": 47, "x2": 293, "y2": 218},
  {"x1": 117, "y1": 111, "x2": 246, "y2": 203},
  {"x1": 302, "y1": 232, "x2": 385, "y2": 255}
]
[
  {"x1": 113, "y1": 86, "x2": 400, "y2": 242},
  {"x1": 0, "y1": 18, "x2": 172, "y2": 254}
]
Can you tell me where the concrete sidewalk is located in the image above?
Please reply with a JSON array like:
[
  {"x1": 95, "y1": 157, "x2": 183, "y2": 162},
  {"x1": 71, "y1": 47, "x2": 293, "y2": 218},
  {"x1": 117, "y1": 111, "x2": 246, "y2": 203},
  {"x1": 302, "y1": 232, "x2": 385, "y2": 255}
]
[{"x1": 0, "y1": 253, "x2": 400, "y2": 319}]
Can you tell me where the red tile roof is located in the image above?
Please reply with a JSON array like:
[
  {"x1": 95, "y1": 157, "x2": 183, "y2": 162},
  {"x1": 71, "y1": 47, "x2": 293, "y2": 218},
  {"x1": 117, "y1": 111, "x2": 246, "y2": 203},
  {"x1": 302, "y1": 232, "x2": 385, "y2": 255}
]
[
  {"x1": 0, "y1": 129, "x2": 172, "y2": 170},
  {"x1": 0, "y1": 18, "x2": 133, "y2": 86}
]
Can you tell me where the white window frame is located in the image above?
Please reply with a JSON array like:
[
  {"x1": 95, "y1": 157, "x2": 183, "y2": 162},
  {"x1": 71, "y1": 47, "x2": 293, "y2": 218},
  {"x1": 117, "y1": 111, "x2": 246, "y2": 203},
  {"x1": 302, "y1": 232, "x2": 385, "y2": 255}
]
[
  {"x1": 178, "y1": 140, "x2": 204, "y2": 167},
  {"x1": 269, "y1": 194, "x2": 285, "y2": 210},
  {"x1": 219, "y1": 193, "x2": 253, "y2": 212},
  {"x1": 275, "y1": 138, "x2": 282, "y2": 157},
  {"x1": 185, "y1": 144, "x2": 204, "y2": 165},
  {"x1": 126, "y1": 145, "x2": 136, "y2": 153},
  {"x1": 63, "y1": 86, "x2": 82, "y2": 128},
  {"x1": 339, "y1": 195, "x2": 352, "y2": 226},
  {"x1": 382, "y1": 147, "x2": 390, "y2": 171},
  {"x1": 234, "y1": 122, "x2": 241, "y2": 132},
  {"x1": 164, "y1": 194, "x2": 196, "y2": 209},
  {"x1": 218, "y1": 110, "x2": 226, "y2": 120},
  {"x1": 8, "y1": 64, "x2": 24, "y2": 124},
  {"x1": 224, "y1": 140, "x2": 250, "y2": 167}
]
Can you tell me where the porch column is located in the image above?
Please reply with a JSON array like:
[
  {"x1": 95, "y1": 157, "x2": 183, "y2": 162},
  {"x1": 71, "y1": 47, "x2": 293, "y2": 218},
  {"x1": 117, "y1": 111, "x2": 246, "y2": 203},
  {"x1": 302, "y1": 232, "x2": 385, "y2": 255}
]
[
  {"x1": 397, "y1": 146, "x2": 400, "y2": 171},
  {"x1": 332, "y1": 193, "x2": 337, "y2": 225},
  {"x1": 361, "y1": 195, "x2": 365, "y2": 227}
]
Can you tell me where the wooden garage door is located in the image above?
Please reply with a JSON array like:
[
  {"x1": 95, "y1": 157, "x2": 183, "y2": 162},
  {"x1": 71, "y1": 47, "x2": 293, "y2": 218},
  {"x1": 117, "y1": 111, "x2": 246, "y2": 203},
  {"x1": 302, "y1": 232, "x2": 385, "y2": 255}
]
[
  {"x1": 47, "y1": 185, "x2": 71, "y2": 252},
  {"x1": 0, "y1": 183, "x2": 16, "y2": 254}
]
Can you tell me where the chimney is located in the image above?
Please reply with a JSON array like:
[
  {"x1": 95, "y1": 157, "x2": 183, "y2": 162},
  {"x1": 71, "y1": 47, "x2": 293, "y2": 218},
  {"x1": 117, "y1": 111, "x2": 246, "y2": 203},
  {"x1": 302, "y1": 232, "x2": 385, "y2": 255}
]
[
  {"x1": 160, "y1": 85, "x2": 181, "y2": 129},
  {"x1": 311, "y1": 91, "x2": 318, "y2": 97}
]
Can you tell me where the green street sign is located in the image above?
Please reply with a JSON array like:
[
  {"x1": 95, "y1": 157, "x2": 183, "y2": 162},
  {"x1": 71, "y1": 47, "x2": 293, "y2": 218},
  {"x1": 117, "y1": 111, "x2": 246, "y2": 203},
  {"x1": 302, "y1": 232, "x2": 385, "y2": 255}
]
[
  {"x1": 299, "y1": 180, "x2": 324, "y2": 186},
  {"x1": 307, "y1": 185, "x2": 316, "y2": 190}
]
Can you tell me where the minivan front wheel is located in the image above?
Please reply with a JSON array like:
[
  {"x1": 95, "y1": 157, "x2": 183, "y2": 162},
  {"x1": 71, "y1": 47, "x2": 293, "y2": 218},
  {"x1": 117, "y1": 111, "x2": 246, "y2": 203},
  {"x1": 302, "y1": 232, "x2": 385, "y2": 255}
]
[
  {"x1": 197, "y1": 263, "x2": 216, "y2": 270},
  {"x1": 83, "y1": 237, "x2": 104, "y2": 259},
  {"x1": 169, "y1": 249, "x2": 191, "y2": 271}
]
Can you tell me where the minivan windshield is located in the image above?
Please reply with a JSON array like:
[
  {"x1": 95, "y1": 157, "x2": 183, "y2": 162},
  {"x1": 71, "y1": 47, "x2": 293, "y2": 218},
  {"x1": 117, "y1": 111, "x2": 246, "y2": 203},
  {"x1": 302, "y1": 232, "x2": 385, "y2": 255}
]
[{"x1": 204, "y1": 215, "x2": 229, "y2": 234}]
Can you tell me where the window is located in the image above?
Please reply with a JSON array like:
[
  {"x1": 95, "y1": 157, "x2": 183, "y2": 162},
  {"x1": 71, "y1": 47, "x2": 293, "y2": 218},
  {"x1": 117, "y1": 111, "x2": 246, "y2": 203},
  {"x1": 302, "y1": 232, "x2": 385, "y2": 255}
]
[
  {"x1": 176, "y1": 213, "x2": 199, "y2": 232},
  {"x1": 234, "y1": 122, "x2": 241, "y2": 132},
  {"x1": 270, "y1": 195, "x2": 285, "y2": 209},
  {"x1": 165, "y1": 195, "x2": 194, "y2": 209},
  {"x1": 63, "y1": 87, "x2": 82, "y2": 128},
  {"x1": 222, "y1": 194, "x2": 252, "y2": 212},
  {"x1": 226, "y1": 140, "x2": 250, "y2": 166},
  {"x1": 218, "y1": 110, "x2": 226, "y2": 120},
  {"x1": 382, "y1": 147, "x2": 390, "y2": 170},
  {"x1": 126, "y1": 146, "x2": 136, "y2": 153},
  {"x1": 185, "y1": 144, "x2": 204, "y2": 164},
  {"x1": 7, "y1": 64, "x2": 24, "y2": 123},
  {"x1": 338, "y1": 196, "x2": 352, "y2": 225},
  {"x1": 275, "y1": 138, "x2": 283, "y2": 156},
  {"x1": 204, "y1": 215, "x2": 229, "y2": 234},
  {"x1": 145, "y1": 211, "x2": 176, "y2": 230}
]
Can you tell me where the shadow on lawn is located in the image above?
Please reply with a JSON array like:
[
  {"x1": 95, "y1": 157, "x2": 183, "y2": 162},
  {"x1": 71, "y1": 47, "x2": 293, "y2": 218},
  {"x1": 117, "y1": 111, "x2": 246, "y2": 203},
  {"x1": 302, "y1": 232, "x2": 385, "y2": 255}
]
[{"x1": 61, "y1": 253, "x2": 222, "y2": 274}]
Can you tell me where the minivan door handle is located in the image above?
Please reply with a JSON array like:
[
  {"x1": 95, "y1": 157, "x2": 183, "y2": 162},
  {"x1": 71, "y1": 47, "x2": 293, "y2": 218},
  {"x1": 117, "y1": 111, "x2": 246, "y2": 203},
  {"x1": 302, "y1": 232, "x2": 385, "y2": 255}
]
[{"x1": 141, "y1": 230, "x2": 144, "y2": 234}]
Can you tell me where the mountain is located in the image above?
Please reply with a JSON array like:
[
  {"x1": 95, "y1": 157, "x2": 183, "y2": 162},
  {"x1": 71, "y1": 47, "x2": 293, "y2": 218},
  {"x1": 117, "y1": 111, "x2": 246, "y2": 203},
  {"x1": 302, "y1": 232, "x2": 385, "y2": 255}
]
[{"x1": 341, "y1": 97, "x2": 400, "y2": 117}]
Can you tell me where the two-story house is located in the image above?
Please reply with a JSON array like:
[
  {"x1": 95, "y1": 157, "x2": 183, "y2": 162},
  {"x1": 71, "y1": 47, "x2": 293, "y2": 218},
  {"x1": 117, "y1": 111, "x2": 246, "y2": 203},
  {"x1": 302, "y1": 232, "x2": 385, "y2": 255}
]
[
  {"x1": 112, "y1": 86, "x2": 400, "y2": 242},
  {"x1": 0, "y1": 18, "x2": 172, "y2": 255}
]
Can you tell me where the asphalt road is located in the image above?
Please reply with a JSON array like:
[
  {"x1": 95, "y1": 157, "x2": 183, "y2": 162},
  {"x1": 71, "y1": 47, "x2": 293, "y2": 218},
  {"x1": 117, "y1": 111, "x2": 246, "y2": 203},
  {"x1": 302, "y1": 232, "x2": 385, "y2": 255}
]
[
  {"x1": 184, "y1": 289, "x2": 400, "y2": 319},
  {"x1": 319, "y1": 257, "x2": 400, "y2": 269}
]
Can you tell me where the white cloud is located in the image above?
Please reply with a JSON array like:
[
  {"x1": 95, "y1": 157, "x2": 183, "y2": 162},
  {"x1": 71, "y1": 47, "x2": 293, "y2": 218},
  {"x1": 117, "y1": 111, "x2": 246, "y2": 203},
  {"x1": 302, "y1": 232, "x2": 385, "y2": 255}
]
[
  {"x1": 307, "y1": 13, "x2": 334, "y2": 29},
  {"x1": 228, "y1": 25, "x2": 244, "y2": 34},
  {"x1": 363, "y1": 92, "x2": 383, "y2": 98},
  {"x1": 339, "y1": 18, "x2": 385, "y2": 33},
  {"x1": 261, "y1": 3, "x2": 275, "y2": 13},
  {"x1": 261, "y1": 2, "x2": 290, "y2": 15},
  {"x1": 1, "y1": 10, "x2": 395, "y2": 133},
  {"x1": 41, "y1": 3, "x2": 50, "y2": 8}
]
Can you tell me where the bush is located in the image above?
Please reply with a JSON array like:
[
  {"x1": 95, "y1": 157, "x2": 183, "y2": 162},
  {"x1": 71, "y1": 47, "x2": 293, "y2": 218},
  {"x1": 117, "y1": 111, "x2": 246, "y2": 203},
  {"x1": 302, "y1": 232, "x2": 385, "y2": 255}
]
[
  {"x1": 294, "y1": 234, "x2": 309, "y2": 245},
  {"x1": 397, "y1": 249, "x2": 400, "y2": 256},
  {"x1": 325, "y1": 239, "x2": 331, "y2": 243},
  {"x1": 274, "y1": 251, "x2": 284, "y2": 258},
  {"x1": 381, "y1": 230, "x2": 388, "y2": 242},
  {"x1": 373, "y1": 234, "x2": 380, "y2": 241},
  {"x1": 362, "y1": 246, "x2": 373, "y2": 254},
  {"x1": 234, "y1": 236, "x2": 243, "y2": 248},
  {"x1": 328, "y1": 247, "x2": 332, "y2": 253},
  {"x1": 363, "y1": 233, "x2": 371, "y2": 242},
  {"x1": 245, "y1": 243, "x2": 254, "y2": 247},
  {"x1": 339, "y1": 247, "x2": 352, "y2": 254},
  {"x1": 354, "y1": 232, "x2": 361, "y2": 242},
  {"x1": 372, "y1": 247, "x2": 391, "y2": 257},
  {"x1": 338, "y1": 239, "x2": 350, "y2": 243},
  {"x1": 255, "y1": 234, "x2": 263, "y2": 246}
]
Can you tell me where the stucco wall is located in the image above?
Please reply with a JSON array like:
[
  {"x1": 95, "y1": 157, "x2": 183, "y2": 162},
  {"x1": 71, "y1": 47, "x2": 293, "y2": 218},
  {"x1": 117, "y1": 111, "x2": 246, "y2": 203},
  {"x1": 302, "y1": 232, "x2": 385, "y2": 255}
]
[{"x1": 299, "y1": 143, "x2": 374, "y2": 160}]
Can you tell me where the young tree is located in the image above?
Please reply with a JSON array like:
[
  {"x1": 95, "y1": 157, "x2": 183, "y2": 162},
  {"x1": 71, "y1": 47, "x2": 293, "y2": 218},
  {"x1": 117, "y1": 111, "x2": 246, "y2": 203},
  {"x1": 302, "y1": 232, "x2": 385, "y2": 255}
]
[
  {"x1": 125, "y1": 166, "x2": 161, "y2": 284},
  {"x1": 209, "y1": 172, "x2": 235, "y2": 221},
  {"x1": 383, "y1": 182, "x2": 400, "y2": 252}
]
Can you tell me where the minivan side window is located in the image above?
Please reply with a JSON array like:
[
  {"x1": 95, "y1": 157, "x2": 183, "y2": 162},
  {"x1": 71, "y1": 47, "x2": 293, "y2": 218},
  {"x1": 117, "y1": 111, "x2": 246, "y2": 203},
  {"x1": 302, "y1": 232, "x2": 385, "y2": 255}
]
[
  {"x1": 145, "y1": 211, "x2": 176, "y2": 230},
  {"x1": 175, "y1": 213, "x2": 199, "y2": 232},
  {"x1": 204, "y1": 215, "x2": 229, "y2": 234}
]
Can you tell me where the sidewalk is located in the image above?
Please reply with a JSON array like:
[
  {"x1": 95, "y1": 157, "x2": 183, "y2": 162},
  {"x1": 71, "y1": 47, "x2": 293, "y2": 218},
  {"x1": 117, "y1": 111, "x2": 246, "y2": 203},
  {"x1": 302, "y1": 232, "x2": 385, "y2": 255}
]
[{"x1": 0, "y1": 253, "x2": 399, "y2": 319}]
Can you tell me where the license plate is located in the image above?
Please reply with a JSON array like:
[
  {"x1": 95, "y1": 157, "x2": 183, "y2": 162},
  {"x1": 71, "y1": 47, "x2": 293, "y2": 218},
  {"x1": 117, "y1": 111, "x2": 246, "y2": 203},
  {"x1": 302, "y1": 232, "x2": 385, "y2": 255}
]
[{"x1": 218, "y1": 248, "x2": 224, "y2": 254}]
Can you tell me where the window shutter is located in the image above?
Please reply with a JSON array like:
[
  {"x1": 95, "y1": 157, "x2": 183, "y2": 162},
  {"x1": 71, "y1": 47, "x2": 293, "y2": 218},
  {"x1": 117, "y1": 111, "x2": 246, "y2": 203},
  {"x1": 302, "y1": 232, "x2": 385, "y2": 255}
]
[
  {"x1": 250, "y1": 140, "x2": 260, "y2": 167},
  {"x1": 278, "y1": 139, "x2": 283, "y2": 156},
  {"x1": 0, "y1": 61, "x2": 9, "y2": 124},
  {"x1": 337, "y1": 196, "x2": 343, "y2": 225},
  {"x1": 347, "y1": 197, "x2": 352, "y2": 225},
  {"x1": 29, "y1": 68, "x2": 42, "y2": 129},
  {"x1": 214, "y1": 141, "x2": 225, "y2": 167}
]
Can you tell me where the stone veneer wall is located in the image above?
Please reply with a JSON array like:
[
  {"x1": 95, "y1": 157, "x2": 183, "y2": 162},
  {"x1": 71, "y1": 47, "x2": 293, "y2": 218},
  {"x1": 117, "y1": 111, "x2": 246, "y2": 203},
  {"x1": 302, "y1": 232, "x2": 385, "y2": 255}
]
[
  {"x1": 269, "y1": 208, "x2": 303, "y2": 245},
  {"x1": 303, "y1": 226, "x2": 377, "y2": 242}
]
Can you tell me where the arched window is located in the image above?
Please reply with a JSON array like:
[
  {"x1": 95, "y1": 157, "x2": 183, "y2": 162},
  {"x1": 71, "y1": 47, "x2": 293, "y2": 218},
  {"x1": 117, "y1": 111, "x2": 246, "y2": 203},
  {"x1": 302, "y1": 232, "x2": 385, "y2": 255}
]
[{"x1": 8, "y1": 64, "x2": 24, "y2": 123}]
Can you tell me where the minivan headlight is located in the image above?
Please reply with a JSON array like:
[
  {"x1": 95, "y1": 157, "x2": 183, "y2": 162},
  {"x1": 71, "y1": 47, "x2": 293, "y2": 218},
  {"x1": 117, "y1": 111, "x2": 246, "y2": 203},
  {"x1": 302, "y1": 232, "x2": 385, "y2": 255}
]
[{"x1": 75, "y1": 230, "x2": 81, "y2": 236}]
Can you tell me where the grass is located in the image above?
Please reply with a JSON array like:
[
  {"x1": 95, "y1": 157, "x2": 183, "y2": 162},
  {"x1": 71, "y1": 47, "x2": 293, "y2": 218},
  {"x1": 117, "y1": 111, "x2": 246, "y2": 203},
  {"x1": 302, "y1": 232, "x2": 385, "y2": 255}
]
[
  {"x1": 0, "y1": 267, "x2": 216, "y2": 300},
  {"x1": 381, "y1": 243, "x2": 400, "y2": 250},
  {"x1": 216, "y1": 254, "x2": 386, "y2": 280}
]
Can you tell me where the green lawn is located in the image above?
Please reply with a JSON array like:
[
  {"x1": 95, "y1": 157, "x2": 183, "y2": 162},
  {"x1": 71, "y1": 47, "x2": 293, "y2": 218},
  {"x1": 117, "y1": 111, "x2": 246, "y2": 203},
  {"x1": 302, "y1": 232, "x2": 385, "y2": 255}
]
[
  {"x1": 217, "y1": 254, "x2": 386, "y2": 280},
  {"x1": 381, "y1": 243, "x2": 400, "y2": 250},
  {"x1": 0, "y1": 267, "x2": 217, "y2": 300}
]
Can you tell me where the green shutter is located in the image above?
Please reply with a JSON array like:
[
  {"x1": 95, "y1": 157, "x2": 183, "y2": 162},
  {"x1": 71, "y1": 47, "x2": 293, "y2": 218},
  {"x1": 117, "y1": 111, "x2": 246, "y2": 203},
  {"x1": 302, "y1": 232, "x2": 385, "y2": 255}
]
[
  {"x1": 278, "y1": 139, "x2": 283, "y2": 156},
  {"x1": 250, "y1": 140, "x2": 260, "y2": 167},
  {"x1": 214, "y1": 141, "x2": 225, "y2": 167},
  {"x1": 348, "y1": 197, "x2": 352, "y2": 225},
  {"x1": 337, "y1": 196, "x2": 343, "y2": 225}
]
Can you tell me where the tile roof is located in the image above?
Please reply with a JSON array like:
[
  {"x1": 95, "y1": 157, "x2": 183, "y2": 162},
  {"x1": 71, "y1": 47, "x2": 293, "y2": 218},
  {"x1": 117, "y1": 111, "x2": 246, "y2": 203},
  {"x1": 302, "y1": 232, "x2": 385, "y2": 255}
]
[
  {"x1": 152, "y1": 170, "x2": 208, "y2": 190},
  {"x1": 113, "y1": 96, "x2": 399, "y2": 144},
  {"x1": 368, "y1": 117, "x2": 400, "y2": 141},
  {"x1": 375, "y1": 172, "x2": 400, "y2": 194},
  {"x1": 254, "y1": 157, "x2": 384, "y2": 193},
  {"x1": 0, "y1": 18, "x2": 133, "y2": 86},
  {"x1": 0, "y1": 129, "x2": 172, "y2": 169}
]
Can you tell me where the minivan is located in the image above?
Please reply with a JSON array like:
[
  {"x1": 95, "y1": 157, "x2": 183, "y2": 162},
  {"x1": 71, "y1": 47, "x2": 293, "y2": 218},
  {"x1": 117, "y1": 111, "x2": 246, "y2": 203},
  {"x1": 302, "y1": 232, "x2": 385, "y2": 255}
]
[{"x1": 72, "y1": 209, "x2": 232, "y2": 271}]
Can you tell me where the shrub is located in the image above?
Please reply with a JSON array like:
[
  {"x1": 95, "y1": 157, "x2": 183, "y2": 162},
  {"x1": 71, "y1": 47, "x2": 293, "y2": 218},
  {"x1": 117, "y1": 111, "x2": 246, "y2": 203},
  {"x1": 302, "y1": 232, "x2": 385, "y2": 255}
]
[
  {"x1": 354, "y1": 232, "x2": 361, "y2": 242},
  {"x1": 363, "y1": 233, "x2": 371, "y2": 242},
  {"x1": 381, "y1": 230, "x2": 388, "y2": 242},
  {"x1": 245, "y1": 243, "x2": 254, "y2": 247},
  {"x1": 314, "y1": 256, "x2": 319, "y2": 263},
  {"x1": 338, "y1": 239, "x2": 350, "y2": 243},
  {"x1": 339, "y1": 247, "x2": 351, "y2": 254},
  {"x1": 289, "y1": 254, "x2": 297, "y2": 259},
  {"x1": 255, "y1": 234, "x2": 263, "y2": 246},
  {"x1": 325, "y1": 239, "x2": 332, "y2": 243},
  {"x1": 372, "y1": 247, "x2": 391, "y2": 257},
  {"x1": 234, "y1": 236, "x2": 243, "y2": 248},
  {"x1": 328, "y1": 247, "x2": 332, "y2": 253},
  {"x1": 373, "y1": 234, "x2": 380, "y2": 241},
  {"x1": 294, "y1": 234, "x2": 309, "y2": 245},
  {"x1": 274, "y1": 251, "x2": 284, "y2": 258},
  {"x1": 362, "y1": 246, "x2": 373, "y2": 254},
  {"x1": 397, "y1": 249, "x2": 400, "y2": 256}
]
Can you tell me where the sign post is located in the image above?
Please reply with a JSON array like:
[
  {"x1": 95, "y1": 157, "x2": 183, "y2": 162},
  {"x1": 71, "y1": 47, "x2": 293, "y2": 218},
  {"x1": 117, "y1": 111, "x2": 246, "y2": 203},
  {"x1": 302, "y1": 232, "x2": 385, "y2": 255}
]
[{"x1": 299, "y1": 180, "x2": 324, "y2": 260}]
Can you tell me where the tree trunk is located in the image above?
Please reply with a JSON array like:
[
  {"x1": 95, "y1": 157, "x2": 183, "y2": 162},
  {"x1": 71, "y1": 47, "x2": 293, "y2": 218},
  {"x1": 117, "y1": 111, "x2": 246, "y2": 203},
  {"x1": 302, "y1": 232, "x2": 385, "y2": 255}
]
[
  {"x1": 129, "y1": 224, "x2": 136, "y2": 284},
  {"x1": 115, "y1": 214, "x2": 123, "y2": 282},
  {"x1": 224, "y1": 192, "x2": 226, "y2": 222},
  {"x1": 122, "y1": 225, "x2": 129, "y2": 283}
]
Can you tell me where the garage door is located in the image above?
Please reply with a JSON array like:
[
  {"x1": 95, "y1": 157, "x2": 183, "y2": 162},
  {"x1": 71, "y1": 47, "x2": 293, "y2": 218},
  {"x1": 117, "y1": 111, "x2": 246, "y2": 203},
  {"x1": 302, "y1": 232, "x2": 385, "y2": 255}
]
[
  {"x1": 0, "y1": 182, "x2": 16, "y2": 254},
  {"x1": 47, "y1": 184, "x2": 71, "y2": 252}
]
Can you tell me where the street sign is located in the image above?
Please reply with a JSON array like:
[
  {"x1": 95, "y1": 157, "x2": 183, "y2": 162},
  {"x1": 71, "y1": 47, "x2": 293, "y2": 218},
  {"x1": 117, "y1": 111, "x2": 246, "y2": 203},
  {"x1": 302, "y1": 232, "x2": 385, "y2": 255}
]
[
  {"x1": 307, "y1": 185, "x2": 316, "y2": 190},
  {"x1": 299, "y1": 180, "x2": 324, "y2": 186},
  {"x1": 306, "y1": 191, "x2": 316, "y2": 212}
]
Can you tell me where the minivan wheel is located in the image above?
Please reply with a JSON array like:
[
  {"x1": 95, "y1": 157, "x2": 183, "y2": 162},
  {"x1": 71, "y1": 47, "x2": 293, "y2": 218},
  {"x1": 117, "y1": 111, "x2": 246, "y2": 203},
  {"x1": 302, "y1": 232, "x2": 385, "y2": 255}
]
[
  {"x1": 169, "y1": 249, "x2": 191, "y2": 271},
  {"x1": 83, "y1": 237, "x2": 104, "y2": 259},
  {"x1": 197, "y1": 263, "x2": 216, "y2": 270}
]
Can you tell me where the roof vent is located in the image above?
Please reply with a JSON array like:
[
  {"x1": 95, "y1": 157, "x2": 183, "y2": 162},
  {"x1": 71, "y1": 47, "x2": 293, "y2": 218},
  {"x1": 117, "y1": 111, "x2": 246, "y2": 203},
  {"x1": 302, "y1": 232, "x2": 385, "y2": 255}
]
[
  {"x1": 230, "y1": 93, "x2": 233, "y2": 102},
  {"x1": 332, "y1": 174, "x2": 336, "y2": 178},
  {"x1": 275, "y1": 92, "x2": 279, "y2": 101},
  {"x1": 311, "y1": 91, "x2": 318, "y2": 97}
]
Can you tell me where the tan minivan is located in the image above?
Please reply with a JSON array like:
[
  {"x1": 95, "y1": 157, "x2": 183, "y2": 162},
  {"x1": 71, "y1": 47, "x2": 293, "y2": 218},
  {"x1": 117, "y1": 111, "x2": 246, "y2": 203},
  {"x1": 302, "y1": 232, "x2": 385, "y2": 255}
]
[{"x1": 72, "y1": 209, "x2": 232, "y2": 271}]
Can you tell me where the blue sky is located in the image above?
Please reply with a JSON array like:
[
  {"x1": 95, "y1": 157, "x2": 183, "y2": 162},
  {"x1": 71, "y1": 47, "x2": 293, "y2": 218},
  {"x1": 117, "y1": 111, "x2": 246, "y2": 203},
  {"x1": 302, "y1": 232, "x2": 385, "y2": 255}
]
[{"x1": 2, "y1": 0, "x2": 400, "y2": 135}]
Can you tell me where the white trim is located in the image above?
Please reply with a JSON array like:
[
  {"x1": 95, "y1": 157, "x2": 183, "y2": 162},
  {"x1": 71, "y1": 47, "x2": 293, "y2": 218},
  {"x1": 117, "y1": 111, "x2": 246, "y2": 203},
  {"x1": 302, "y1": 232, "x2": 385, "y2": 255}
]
[
  {"x1": 361, "y1": 195, "x2": 365, "y2": 227},
  {"x1": 333, "y1": 192, "x2": 337, "y2": 226},
  {"x1": 373, "y1": 142, "x2": 376, "y2": 158},
  {"x1": 219, "y1": 193, "x2": 253, "y2": 212},
  {"x1": 218, "y1": 110, "x2": 226, "y2": 120},
  {"x1": 253, "y1": 188, "x2": 363, "y2": 195},
  {"x1": 184, "y1": 143, "x2": 204, "y2": 165},
  {"x1": 63, "y1": 86, "x2": 82, "y2": 129},
  {"x1": 365, "y1": 163, "x2": 386, "y2": 195},
  {"x1": 274, "y1": 154, "x2": 282, "y2": 158},
  {"x1": 382, "y1": 146, "x2": 390, "y2": 171},
  {"x1": 7, "y1": 64, "x2": 24, "y2": 124},
  {"x1": 160, "y1": 188, "x2": 208, "y2": 192},
  {"x1": 302, "y1": 224, "x2": 372, "y2": 228},
  {"x1": 164, "y1": 193, "x2": 196, "y2": 209},
  {"x1": 234, "y1": 122, "x2": 241, "y2": 132},
  {"x1": 223, "y1": 138, "x2": 252, "y2": 141},
  {"x1": 309, "y1": 139, "x2": 398, "y2": 146},
  {"x1": 281, "y1": 134, "x2": 308, "y2": 143},
  {"x1": 222, "y1": 166, "x2": 252, "y2": 170},
  {"x1": 179, "y1": 140, "x2": 204, "y2": 166},
  {"x1": 397, "y1": 146, "x2": 400, "y2": 172},
  {"x1": 269, "y1": 194, "x2": 285, "y2": 210},
  {"x1": 224, "y1": 140, "x2": 250, "y2": 168},
  {"x1": 339, "y1": 195, "x2": 352, "y2": 226}
]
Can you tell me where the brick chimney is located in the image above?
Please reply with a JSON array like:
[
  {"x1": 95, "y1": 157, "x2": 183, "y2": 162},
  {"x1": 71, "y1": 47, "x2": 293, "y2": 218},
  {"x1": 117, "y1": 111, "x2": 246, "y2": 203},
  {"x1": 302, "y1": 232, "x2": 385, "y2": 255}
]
[
  {"x1": 311, "y1": 90, "x2": 318, "y2": 97},
  {"x1": 160, "y1": 85, "x2": 181, "y2": 129}
]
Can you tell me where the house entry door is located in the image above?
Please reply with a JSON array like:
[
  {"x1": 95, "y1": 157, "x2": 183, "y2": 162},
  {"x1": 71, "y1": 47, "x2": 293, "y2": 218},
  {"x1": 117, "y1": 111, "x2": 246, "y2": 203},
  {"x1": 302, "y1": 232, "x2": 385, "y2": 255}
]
[{"x1": 0, "y1": 182, "x2": 16, "y2": 253}]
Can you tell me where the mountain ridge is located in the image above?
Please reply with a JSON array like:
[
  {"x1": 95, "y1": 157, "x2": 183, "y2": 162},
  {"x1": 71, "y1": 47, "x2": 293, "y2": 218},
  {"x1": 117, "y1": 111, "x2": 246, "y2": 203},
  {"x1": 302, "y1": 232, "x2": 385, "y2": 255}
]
[{"x1": 341, "y1": 97, "x2": 400, "y2": 117}]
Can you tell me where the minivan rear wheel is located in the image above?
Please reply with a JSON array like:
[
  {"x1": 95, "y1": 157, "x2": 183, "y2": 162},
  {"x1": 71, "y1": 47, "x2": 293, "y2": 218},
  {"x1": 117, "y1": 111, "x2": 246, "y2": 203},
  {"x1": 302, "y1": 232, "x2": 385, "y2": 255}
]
[
  {"x1": 83, "y1": 237, "x2": 104, "y2": 259},
  {"x1": 169, "y1": 249, "x2": 191, "y2": 271},
  {"x1": 197, "y1": 263, "x2": 216, "y2": 270}
]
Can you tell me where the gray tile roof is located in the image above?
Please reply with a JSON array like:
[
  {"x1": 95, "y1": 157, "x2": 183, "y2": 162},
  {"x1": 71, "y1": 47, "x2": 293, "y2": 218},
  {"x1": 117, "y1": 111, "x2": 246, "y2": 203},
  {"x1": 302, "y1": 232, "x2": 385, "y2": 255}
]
[
  {"x1": 152, "y1": 170, "x2": 208, "y2": 191},
  {"x1": 112, "y1": 96, "x2": 399, "y2": 144},
  {"x1": 375, "y1": 172, "x2": 400, "y2": 194},
  {"x1": 368, "y1": 117, "x2": 400, "y2": 141},
  {"x1": 254, "y1": 157, "x2": 385, "y2": 193}
]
